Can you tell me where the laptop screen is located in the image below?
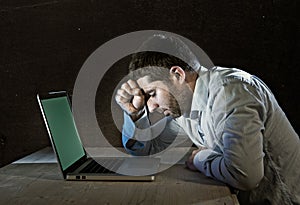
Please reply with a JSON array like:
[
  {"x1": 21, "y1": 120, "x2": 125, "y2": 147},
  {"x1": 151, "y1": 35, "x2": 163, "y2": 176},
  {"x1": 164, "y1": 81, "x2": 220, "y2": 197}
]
[{"x1": 41, "y1": 96, "x2": 85, "y2": 171}]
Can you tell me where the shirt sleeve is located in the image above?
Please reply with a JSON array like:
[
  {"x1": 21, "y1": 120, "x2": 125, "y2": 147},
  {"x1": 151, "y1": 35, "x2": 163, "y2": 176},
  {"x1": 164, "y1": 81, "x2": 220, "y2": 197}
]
[
  {"x1": 193, "y1": 80, "x2": 266, "y2": 191},
  {"x1": 122, "y1": 109, "x2": 188, "y2": 156},
  {"x1": 122, "y1": 111, "x2": 150, "y2": 155}
]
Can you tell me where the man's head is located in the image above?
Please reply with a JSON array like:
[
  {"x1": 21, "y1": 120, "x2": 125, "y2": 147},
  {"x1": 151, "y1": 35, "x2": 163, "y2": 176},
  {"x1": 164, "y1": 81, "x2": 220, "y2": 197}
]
[
  {"x1": 126, "y1": 34, "x2": 200, "y2": 118},
  {"x1": 131, "y1": 65, "x2": 194, "y2": 118}
]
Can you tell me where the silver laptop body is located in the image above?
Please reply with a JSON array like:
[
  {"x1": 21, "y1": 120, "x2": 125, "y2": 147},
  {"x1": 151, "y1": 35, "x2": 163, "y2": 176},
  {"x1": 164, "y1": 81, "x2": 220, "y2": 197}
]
[{"x1": 37, "y1": 91, "x2": 158, "y2": 181}]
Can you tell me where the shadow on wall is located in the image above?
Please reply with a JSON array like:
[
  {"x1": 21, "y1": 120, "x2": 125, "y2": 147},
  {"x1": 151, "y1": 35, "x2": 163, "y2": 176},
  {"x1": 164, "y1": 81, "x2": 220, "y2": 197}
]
[{"x1": 96, "y1": 55, "x2": 131, "y2": 147}]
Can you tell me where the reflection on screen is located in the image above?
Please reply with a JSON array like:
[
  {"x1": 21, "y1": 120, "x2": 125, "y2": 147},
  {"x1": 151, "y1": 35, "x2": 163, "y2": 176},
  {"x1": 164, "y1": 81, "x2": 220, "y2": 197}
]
[{"x1": 41, "y1": 96, "x2": 85, "y2": 171}]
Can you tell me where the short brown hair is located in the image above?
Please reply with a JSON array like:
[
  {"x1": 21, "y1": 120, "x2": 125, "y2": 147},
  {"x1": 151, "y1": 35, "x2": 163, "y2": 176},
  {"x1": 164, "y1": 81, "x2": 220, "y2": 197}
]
[
  {"x1": 128, "y1": 34, "x2": 200, "y2": 73},
  {"x1": 129, "y1": 51, "x2": 195, "y2": 72}
]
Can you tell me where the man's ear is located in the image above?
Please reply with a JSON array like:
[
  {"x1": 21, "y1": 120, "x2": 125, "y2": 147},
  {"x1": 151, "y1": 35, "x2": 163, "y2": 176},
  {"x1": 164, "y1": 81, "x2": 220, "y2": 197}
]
[{"x1": 170, "y1": 66, "x2": 186, "y2": 84}]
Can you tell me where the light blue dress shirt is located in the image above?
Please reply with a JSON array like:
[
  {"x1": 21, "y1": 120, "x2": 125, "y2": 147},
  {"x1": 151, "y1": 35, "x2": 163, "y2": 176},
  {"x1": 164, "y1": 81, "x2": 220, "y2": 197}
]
[{"x1": 121, "y1": 66, "x2": 300, "y2": 205}]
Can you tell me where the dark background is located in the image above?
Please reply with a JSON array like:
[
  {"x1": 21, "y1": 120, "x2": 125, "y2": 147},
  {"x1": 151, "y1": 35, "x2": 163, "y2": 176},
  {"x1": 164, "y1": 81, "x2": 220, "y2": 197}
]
[{"x1": 0, "y1": 0, "x2": 299, "y2": 167}]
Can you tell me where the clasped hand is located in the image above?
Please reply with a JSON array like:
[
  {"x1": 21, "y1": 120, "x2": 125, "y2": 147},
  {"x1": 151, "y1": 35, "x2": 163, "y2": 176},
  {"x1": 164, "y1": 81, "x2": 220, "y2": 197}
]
[
  {"x1": 115, "y1": 79, "x2": 146, "y2": 121},
  {"x1": 185, "y1": 147, "x2": 207, "y2": 171}
]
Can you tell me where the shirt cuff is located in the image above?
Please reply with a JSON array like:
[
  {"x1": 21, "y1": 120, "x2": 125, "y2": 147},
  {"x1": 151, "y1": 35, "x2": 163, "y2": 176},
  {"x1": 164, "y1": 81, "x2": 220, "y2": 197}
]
[
  {"x1": 193, "y1": 149, "x2": 220, "y2": 175},
  {"x1": 134, "y1": 108, "x2": 150, "y2": 129},
  {"x1": 122, "y1": 110, "x2": 150, "y2": 145}
]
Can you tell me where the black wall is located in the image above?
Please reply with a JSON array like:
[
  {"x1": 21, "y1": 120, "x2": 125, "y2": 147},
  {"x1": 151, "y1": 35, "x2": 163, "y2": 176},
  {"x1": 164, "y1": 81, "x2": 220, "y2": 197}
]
[{"x1": 0, "y1": 0, "x2": 299, "y2": 167}]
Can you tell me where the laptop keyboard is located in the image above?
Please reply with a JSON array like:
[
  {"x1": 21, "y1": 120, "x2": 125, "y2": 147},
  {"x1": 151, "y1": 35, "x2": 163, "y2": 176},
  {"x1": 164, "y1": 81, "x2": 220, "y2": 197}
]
[{"x1": 79, "y1": 159, "x2": 124, "y2": 174}]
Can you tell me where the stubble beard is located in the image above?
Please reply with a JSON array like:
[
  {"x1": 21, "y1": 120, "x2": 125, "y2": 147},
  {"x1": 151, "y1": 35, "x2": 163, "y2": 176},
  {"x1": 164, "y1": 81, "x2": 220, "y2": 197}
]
[
  {"x1": 167, "y1": 85, "x2": 193, "y2": 118},
  {"x1": 167, "y1": 94, "x2": 181, "y2": 118}
]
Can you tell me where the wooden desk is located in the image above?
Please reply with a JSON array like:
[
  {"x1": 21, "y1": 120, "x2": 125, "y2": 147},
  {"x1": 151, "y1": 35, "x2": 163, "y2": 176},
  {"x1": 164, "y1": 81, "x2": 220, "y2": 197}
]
[{"x1": 0, "y1": 147, "x2": 239, "y2": 205}]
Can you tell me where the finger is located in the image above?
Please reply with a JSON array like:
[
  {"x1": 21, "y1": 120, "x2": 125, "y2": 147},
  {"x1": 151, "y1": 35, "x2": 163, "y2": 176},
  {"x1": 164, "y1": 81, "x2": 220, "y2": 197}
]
[
  {"x1": 121, "y1": 83, "x2": 136, "y2": 96},
  {"x1": 117, "y1": 89, "x2": 132, "y2": 99},
  {"x1": 131, "y1": 88, "x2": 144, "y2": 97},
  {"x1": 121, "y1": 82, "x2": 141, "y2": 96},
  {"x1": 121, "y1": 82, "x2": 131, "y2": 91},
  {"x1": 115, "y1": 95, "x2": 132, "y2": 107},
  {"x1": 192, "y1": 149, "x2": 199, "y2": 157},
  {"x1": 127, "y1": 79, "x2": 140, "y2": 89},
  {"x1": 115, "y1": 96, "x2": 138, "y2": 114},
  {"x1": 115, "y1": 95, "x2": 126, "y2": 105},
  {"x1": 188, "y1": 154, "x2": 194, "y2": 164}
]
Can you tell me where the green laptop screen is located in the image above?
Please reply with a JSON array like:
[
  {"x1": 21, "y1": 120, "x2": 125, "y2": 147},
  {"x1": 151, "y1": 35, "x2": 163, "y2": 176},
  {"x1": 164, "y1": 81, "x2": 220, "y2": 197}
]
[{"x1": 41, "y1": 96, "x2": 85, "y2": 171}]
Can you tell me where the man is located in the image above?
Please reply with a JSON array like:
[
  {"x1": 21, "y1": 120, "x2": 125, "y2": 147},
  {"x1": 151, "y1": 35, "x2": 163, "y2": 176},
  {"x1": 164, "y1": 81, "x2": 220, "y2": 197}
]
[{"x1": 115, "y1": 34, "x2": 300, "y2": 205}]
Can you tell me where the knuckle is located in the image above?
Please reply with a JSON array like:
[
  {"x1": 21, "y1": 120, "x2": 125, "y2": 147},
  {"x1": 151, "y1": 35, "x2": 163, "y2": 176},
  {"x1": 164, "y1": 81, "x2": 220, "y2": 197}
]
[
  {"x1": 128, "y1": 79, "x2": 138, "y2": 87},
  {"x1": 115, "y1": 96, "x2": 121, "y2": 103},
  {"x1": 128, "y1": 79, "x2": 135, "y2": 84},
  {"x1": 121, "y1": 83, "x2": 128, "y2": 89},
  {"x1": 116, "y1": 89, "x2": 122, "y2": 95},
  {"x1": 117, "y1": 89, "x2": 124, "y2": 95}
]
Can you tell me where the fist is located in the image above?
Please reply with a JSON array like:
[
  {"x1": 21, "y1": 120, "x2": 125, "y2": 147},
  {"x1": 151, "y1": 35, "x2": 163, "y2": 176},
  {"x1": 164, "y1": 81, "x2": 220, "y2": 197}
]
[
  {"x1": 115, "y1": 79, "x2": 145, "y2": 118},
  {"x1": 185, "y1": 147, "x2": 207, "y2": 171}
]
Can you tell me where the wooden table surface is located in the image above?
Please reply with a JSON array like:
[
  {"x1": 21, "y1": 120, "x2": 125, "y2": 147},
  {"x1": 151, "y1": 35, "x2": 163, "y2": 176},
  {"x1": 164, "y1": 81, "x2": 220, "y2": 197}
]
[{"x1": 0, "y1": 147, "x2": 239, "y2": 205}]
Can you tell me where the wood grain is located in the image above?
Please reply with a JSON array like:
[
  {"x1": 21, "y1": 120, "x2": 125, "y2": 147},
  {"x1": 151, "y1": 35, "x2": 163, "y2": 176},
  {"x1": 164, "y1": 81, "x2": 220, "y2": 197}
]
[{"x1": 0, "y1": 163, "x2": 238, "y2": 205}]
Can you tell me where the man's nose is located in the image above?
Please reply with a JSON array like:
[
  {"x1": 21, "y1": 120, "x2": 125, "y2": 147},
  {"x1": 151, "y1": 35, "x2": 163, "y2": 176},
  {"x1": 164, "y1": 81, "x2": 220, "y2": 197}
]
[{"x1": 147, "y1": 98, "x2": 159, "y2": 113}]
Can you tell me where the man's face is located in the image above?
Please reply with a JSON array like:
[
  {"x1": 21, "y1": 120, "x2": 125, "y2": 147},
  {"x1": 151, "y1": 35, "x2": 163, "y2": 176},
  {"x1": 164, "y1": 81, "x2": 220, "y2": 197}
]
[{"x1": 137, "y1": 75, "x2": 189, "y2": 118}]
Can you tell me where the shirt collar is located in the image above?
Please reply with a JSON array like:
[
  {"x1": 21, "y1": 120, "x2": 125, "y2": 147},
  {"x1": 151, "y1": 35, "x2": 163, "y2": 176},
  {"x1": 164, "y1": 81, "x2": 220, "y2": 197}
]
[{"x1": 188, "y1": 66, "x2": 210, "y2": 119}]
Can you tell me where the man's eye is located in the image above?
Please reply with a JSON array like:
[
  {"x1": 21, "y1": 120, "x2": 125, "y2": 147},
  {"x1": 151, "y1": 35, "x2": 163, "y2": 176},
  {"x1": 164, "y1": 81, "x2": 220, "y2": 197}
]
[{"x1": 149, "y1": 91, "x2": 155, "y2": 97}]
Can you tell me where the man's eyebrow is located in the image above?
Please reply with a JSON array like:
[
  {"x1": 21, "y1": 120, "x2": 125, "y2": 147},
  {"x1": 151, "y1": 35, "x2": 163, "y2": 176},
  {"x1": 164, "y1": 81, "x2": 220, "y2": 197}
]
[{"x1": 144, "y1": 89, "x2": 155, "y2": 94}]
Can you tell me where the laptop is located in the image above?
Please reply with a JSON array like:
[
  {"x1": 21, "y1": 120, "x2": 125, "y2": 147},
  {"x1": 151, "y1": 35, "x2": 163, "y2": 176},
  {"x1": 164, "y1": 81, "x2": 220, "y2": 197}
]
[{"x1": 37, "y1": 91, "x2": 159, "y2": 181}]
